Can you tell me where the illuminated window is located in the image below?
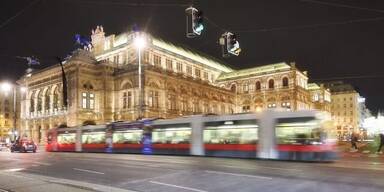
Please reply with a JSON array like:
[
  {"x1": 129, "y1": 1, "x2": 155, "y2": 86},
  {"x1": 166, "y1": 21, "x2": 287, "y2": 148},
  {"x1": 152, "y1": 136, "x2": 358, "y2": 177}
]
[
  {"x1": 154, "y1": 55, "x2": 161, "y2": 67},
  {"x1": 82, "y1": 92, "x2": 95, "y2": 109},
  {"x1": 166, "y1": 59, "x2": 173, "y2": 71},
  {"x1": 243, "y1": 83, "x2": 249, "y2": 93},
  {"x1": 152, "y1": 127, "x2": 191, "y2": 144},
  {"x1": 122, "y1": 91, "x2": 132, "y2": 109},
  {"x1": 195, "y1": 68, "x2": 201, "y2": 78},
  {"x1": 193, "y1": 100, "x2": 200, "y2": 113},
  {"x1": 148, "y1": 90, "x2": 159, "y2": 108},
  {"x1": 187, "y1": 65, "x2": 192, "y2": 76},
  {"x1": 275, "y1": 117, "x2": 322, "y2": 144},
  {"x1": 203, "y1": 72, "x2": 208, "y2": 80},
  {"x1": 113, "y1": 130, "x2": 143, "y2": 144},
  {"x1": 313, "y1": 94, "x2": 319, "y2": 101},
  {"x1": 167, "y1": 93, "x2": 177, "y2": 110},
  {"x1": 57, "y1": 133, "x2": 76, "y2": 144},
  {"x1": 82, "y1": 132, "x2": 105, "y2": 144},
  {"x1": 176, "y1": 62, "x2": 183, "y2": 73},
  {"x1": 204, "y1": 120, "x2": 258, "y2": 144}
]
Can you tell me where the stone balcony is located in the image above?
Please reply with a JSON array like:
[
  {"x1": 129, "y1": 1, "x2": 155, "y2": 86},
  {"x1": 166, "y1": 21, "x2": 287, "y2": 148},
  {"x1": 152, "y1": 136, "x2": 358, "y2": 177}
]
[{"x1": 23, "y1": 108, "x2": 68, "y2": 120}]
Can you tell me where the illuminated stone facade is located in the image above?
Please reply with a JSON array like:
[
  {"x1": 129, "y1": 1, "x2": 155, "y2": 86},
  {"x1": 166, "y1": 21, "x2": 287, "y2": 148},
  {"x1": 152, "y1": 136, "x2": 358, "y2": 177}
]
[
  {"x1": 325, "y1": 82, "x2": 364, "y2": 139},
  {"x1": 217, "y1": 63, "x2": 313, "y2": 112},
  {"x1": 18, "y1": 26, "x2": 319, "y2": 143},
  {"x1": 308, "y1": 83, "x2": 331, "y2": 114},
  {"x1": 0, "y1": 90, "x2": 20, "y2": 142}
]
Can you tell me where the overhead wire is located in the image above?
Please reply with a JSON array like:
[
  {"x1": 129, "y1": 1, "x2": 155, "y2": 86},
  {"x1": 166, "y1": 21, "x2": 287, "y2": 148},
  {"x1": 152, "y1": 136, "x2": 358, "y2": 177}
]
[
  {"x1": 0, "y1": 0, "x2": 41, "y2": 30},
  {"x1": 312, "y1": 75, "x2": 384, "y2": 81},
  {"x1": 63, "y1": 0, "x2": 190, "y2": 7},
  {"x1": 299, "y1": 0, "x2": 384, "y2": 14}
]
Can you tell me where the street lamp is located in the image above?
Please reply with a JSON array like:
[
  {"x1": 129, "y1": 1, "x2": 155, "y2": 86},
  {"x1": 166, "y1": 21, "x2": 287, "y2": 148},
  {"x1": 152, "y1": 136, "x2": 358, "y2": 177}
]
[
  {"x1": 0, "y1": 82, "x2": 26, "y2": 142},
  {"x1": 134, "y1": 33, "x2": 146, "y2": 120}
]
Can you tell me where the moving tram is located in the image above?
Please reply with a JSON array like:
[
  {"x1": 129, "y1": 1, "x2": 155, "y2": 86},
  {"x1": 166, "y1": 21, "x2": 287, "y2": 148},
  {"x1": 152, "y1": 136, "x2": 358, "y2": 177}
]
[{"x1": 46, "y1": 111, "x2": 337, "y2": 161}]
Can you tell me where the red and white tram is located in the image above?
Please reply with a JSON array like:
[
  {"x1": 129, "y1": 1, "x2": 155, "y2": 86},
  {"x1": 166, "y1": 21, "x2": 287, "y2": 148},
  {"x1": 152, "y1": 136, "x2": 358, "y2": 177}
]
[{"x1": 46, "y1": 111, "x2": 337, "y2": 161}]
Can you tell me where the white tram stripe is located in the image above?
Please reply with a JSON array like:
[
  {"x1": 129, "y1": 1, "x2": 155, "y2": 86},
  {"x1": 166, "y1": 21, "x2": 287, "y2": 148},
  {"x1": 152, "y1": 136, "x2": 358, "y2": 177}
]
[
  {"x1": 205, "y1": 170, "x2": 272, "y2": 180},
  {"x1": 73, "y1": 168, "x2": 105, "y2": 175},
  {"x1": 149, "y1": 181, "x2": 208, "y2": 192}
]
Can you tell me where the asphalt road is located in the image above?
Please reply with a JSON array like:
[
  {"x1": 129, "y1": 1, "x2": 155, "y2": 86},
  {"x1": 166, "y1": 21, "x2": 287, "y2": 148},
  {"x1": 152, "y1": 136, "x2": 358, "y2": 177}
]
[{"x1": 0, "y1": 150, "x2": 383, "y2": 192}]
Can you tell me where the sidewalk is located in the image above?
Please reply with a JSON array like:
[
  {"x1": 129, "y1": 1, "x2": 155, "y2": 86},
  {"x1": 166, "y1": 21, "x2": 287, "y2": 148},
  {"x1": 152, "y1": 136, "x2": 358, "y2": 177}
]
[{"x1": 0, "y1": 170, "x2": 135, "y2": 192}]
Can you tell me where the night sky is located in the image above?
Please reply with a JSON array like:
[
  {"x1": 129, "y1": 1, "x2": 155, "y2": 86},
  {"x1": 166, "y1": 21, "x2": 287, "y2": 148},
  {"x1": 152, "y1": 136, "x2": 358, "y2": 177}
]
[{"x1": 1, "y1": 0, "x2": 384, "y2": 113}]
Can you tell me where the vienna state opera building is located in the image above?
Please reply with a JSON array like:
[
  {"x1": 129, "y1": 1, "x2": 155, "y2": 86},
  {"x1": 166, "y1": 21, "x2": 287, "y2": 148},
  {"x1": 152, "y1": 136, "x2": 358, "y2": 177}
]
[{"x1": 17, "y1": 26, "x2": 330, "y2": 143}]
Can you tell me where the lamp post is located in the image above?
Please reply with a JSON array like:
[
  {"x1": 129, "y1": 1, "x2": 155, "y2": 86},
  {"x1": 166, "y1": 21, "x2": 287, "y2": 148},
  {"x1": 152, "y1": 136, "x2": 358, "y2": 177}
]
[
  {"x1": 134, "y1": 33, "x2": 146, "y2": 120},
  {"x1": 0, "y1": 82, "x2": 26, "y2": 141}
]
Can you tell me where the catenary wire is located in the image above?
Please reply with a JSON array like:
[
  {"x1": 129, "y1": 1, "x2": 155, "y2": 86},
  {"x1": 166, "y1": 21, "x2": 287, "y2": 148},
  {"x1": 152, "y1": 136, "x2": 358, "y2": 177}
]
[
  {"x1": 299, "y1": 0, "x2": 384, "y2": 14},
  {"x1": 0, "y1": 0, "x2": 41, "y2": 30}
]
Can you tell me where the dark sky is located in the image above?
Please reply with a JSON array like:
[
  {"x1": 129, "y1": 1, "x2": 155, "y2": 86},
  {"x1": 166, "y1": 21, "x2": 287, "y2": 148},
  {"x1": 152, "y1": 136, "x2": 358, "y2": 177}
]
[{"x1": 1, "y1": 0, "x2": 384, "y2": 113}]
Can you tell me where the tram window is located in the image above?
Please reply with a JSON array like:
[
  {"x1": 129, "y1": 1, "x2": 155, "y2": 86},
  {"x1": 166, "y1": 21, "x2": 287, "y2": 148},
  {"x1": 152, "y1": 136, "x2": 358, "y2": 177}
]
[
  {"x1": 82, "y1": 132, "x2": 105, "y2": 144},
  {"x1": 47, "y1": 133, "x2": 53, "y2": 143},
  {"x1": 113, "y1": 130, "x2": 143, "y2": 144},
  {"x1": 204, "y1": 120, "x2": 258, "y2": 144},
  {"x1": 275, "y1": 117, "x2": 323, "y2": 145},
  {"x1": 152, "y1": 127, "x2": 191, "y2": 144},
  {"x1": 57, "y1": 133, "x2": 76, "y2": 144}
]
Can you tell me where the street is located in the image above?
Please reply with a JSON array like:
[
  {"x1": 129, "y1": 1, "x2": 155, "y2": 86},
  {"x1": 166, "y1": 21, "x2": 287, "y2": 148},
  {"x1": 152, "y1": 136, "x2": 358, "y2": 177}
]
[{"x1": 0, "y1": 150, "x2": 383, "y2": 192}]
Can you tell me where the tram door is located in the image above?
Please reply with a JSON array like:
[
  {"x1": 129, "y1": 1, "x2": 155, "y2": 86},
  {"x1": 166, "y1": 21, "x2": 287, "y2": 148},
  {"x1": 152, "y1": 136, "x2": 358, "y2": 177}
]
[
  {"x1": 142, "y1": 121, "x2": 153, "y2": 154},
  {"x1": 257, "y1": 111, "x2": 278, "y2": 159}
]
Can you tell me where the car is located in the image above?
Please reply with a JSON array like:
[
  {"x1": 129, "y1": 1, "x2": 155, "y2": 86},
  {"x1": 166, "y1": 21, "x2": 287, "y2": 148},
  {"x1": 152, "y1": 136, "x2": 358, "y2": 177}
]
[
  {"x1": 0, "y1": 142, "x2": 9, "y2": 151},
  {"x1": 10, "y1": 139, "x2": 37, "y2": 153}
]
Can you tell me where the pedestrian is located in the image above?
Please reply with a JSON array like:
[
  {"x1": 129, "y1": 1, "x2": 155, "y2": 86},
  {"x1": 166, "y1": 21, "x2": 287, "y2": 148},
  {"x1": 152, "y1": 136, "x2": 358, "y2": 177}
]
[
  {"x1": 351, "y1": 133, "x2": 358, "y2": 152},
  {"x1": 377, "y1": 133, "x2": 384, "y2": 154}
]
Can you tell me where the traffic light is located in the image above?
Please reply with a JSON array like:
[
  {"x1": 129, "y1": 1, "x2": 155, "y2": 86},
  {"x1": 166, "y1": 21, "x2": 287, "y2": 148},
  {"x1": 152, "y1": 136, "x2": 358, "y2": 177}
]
[
  {"x1": 219, "y1": 32, "x2": 241, "y2": 57},
  {"x1": 185, "y1": 7, "x2": 204, "y2": 38}
]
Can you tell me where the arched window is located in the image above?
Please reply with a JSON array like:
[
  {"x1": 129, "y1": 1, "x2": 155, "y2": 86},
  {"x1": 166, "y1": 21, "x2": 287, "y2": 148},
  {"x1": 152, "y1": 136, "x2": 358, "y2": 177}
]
[
  {"x1": 30, "y1": 91, "x2": 35, "y2": 112},
  {"x1": 268, "y1": 79, "x2": 274, "y2": 89},
  {"x1": 282, "y1": 77, "x2": 289, "y2": 88},
  {"x1": 255, "y1": 81, "x2": 261, "y2": 91},
  {"x1": 53, "y1": 87, "x2": 59, "y2": 110},
  {"x1": 37, "y1": 91, "x2": 43, "y2": 112},
  {"x1": 44, "y1": 89, "x2": 50, "y2": 110},
  {"x1": 230, "y1": 84, "x2": 237, "y2": 92}
]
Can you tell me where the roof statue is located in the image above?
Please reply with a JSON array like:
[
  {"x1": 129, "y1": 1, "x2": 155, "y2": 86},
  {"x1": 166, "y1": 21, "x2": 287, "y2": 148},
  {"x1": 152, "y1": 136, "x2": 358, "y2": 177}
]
[{"x1": 92, "y1": 25, "x2": 104, "y2": 35}]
